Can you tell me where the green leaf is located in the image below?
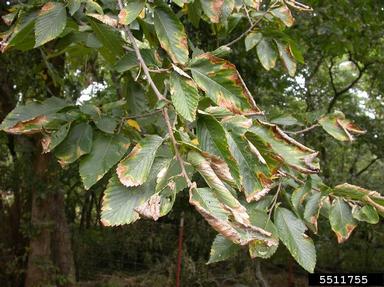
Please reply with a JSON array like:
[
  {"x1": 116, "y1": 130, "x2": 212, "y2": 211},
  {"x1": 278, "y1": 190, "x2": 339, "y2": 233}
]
[
  {"x1": 289, "y1": 41, "x2": 304, "y2": 64},
  {"x1": 352, "y1": 205, "x2": 379, "y2": 224},
  {"x1": 199, "y1": 0, "x2": 228, "y2": 23},
  {"x1": 102, "y1": 100, "x2": 127, "y2": 112},
  {"x1": 318, "y1": 111, "x2": 365, "y2": 142},
  {"x1": 190, "y1": 187, "x2": 276, "y2": 245},
  {"x1": 211, "y1": 46, "x2": 232, "y2": 58},
  {"x1": 6, "y1": 11, "x2": 37, "y2": 51},
  {"x1": 94, "y1": 116, "x2": 118, "y2": 134},
  {"x1": 270, "y1": 5, "x2": 294, "y2": 27},
  {"x1": 102, "y1": 158, "x2": 169, "y2": 226},
  {"x1": 249, "y1": 121, "x2": 319, "y2": 174},
  {"x1": 190, "y1": 53, "x2": 261, "y2": 114},
  {"x1": 54, "y1": 122, "x2": 93, "y2": 166},
  {"x1": 42, "y1": 122, "x2": 71, "y2": 153},
  {"x1": 225, "y1": 125, "x2": 273, "y2": 202},
  {"x1": 188, "y1": 151, "x2": 246, "y2": 220},
  {"x1": 79, "y1": 133, "x2": 130, "y2": 190},
  {"x1": 243, "y1": 0, "x2": 261, "y2": 9},
  {"x1": 197, "y1": 114, "x2": 240, "y2": 186},
  {"x1": 0, "y1": 97, "x2": 70, "y2": 134},
  {"x1": 329, "y1": 197, "x2": 357, "y2": 243},
  {"x1": 256, "y1": 38, "x2": 277, "y2": 71},
  {"x1": 219, "y1": 0, "x2": 235, "y2": 22},
  {"x1": 154, "y1": 4, "x2": 189, "y2": 64},
  {"x1": 34, "y1": 2, "x2": 67, "y2": 47},
  {"x1": 118, "y1": 0, "x2": 146, "y2": 25},
  {"x1": 169, "y1": 72, "x2": 200, "y2": 122},
  {"x1": 270, "y1": 114, "x2": 301, "y2": 126},
  {"x1": 303, "y1": 191, "x2": 322, "y2": 233},
  {"x1": 117, "y1": 135, "x2": 163, "y2": 187},
  {"x1": 113, "y1": 51, "x2": 138, "y2": 73},
  {"x1": 155, "y1": 158, "x2": 192, "y2": 217},
  {"x1": 332, "y1": 183, "x2": 384, "y2": 214},
  {"x1": 245, "y1": 32, "x2": 262, "y2": 51},
  {"x1": 68, "y1": 0, "x2": 81, "y2": 16},
  {"x1": 291, "y1": 180, "x2": 311, "y2": 214},
  {"x1": 85, "y1": 0, "x2": 103, "y2": 14},
  {"x1": 333, "y1": 183, "x2": 382, "y2": 201},
  {"x1": 89, "y1": 18, "x2": 124, "y2": 64},
  {"x1": 274, "y1": 207, "x2": 316, "y2": 273},
  {"x1": 247, "y1": 209, "x2": 279, "y2": 259},
  {"x1": 188, "y1": 0, "x2": 202, "y2": 28},
  {"x1": 114, "y1": 48, "x2": 160, "y2": 73},
  {"x1": 275, "y1": 40, "x2": 297, "y2": 77},
  {"x1": 207, "y1": 234, "x2": 240, "y2": 264},
  {"x1": 80, "y1": 103, "x2": 100, "y2": 117}
]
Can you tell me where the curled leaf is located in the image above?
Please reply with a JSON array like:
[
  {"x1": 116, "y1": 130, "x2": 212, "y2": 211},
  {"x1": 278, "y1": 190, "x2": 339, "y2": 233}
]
[
  {"x1": 87, "y1": 13, "x2": 118, "y2": 27},
  {"x1": 117, "y1": 135, "x2": 163, "y2": 187},
  {"x1": 190, "y1": 187, "x2": 276, "y2": 246},
  {"x1": 188, "y1": 150, "x2": 249, "y2": 225},
  {"x1": 0, "y1": 97, "x2": 70, "y2": 134},
  {"x1": 42, "y1": 122, "x2": 71, "y2": 153},
  {"x1": 190, "y1": 53, "x2": 261, "y2": 115},
  {"x1": 249, "y1": 121, "x2": 320, "y2": 174},
  {"x1": 135, "y1": 194, "x2": 161, "y2": 221},
  {"x1": 102, "y1": 158, "x2": 169, "y2": 226},
  {"x1": 200, "y1": 0, "x2": 225, "y2": 23},
  {"x1": 271, "y1": 5, "x2": 294, "y2": 27},
  {"x1": 319, "y1": 111, "x2": 365, "y2": 142}
]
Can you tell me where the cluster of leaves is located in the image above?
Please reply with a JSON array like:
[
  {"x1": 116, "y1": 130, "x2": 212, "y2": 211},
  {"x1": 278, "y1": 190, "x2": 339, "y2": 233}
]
[{"x1": 1, "y1": 0, "x2": 383, "y2": 273}]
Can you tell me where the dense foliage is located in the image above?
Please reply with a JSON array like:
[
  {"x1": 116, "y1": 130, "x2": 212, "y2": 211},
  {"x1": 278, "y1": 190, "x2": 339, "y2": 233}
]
[{"x1": 1, "y1": 0, "x2": 384, "y2": 285}]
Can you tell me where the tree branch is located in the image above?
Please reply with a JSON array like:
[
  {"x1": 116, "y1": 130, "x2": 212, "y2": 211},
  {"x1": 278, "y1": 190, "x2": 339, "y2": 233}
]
[
  {"x1": 117, "y1": 0, "x2": 192, "y2": 187},
  {"x1": 328, "y1": 57, "x2": 338, "y2": 97},
  {"x1": 306, "y1": 53, "x2": 324, "y2": 84},
  {"x1": 327, "y1": 57, "x2": 370, "y2": 113},
  {"x1": 284, "y1": 123, "x2": 320, "y2": 135},
  {"x1": 354, "y1": 157, "x2": 380, "y2": 178}
]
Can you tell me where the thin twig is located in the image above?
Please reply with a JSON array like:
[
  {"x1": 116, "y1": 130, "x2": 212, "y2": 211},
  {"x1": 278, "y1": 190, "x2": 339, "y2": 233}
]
[
  {"x1": 148, "y1": 67, "x2": 172, "y2": 73},
  {"x1": 117, "y1": 0, "x2": 193, "y2": 187},
  {"x1": 353, "y1": 157, "x2": 380, "y2": 178},
  {"x1": 224, "y1": 14, "x2": 266, "y2": 47},
  {"x1": 242, "y1": 0, "x2": 254, "y2": 25},
  {"x1": 282, "y1": 171, "x2": 321, "y2": 193},
  {"x1": 267, "y1": 182, "x2": 282, "y2": 221},
  {"x1": 224, "y1": 2, "x2": 278, "y2": 47},
  {"x1": 284, "y1": 123, "x2": 320, "y2": 135},
  {"x1": 134, "y1": 63, "x2": 142, "y2": 81}
]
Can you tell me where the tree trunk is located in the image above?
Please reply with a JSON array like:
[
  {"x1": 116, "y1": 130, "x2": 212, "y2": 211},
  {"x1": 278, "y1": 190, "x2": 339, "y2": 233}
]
[
  {"x1": 25, "y1": 151, "x2": 54, "y2": 287},
  {"x1": 52, "y1": 191, "x2": 76, "y2": 286},
  {"x1": 25, "y1": 145, "x2": 76, "y2": 287}
]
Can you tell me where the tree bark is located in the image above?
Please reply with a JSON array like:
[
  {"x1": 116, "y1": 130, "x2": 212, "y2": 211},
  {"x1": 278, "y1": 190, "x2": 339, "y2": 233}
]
[
  {"x1": 25, "y1": 146, "x2": 76, "y2": 287},
  {"x1": 25, "y1": 151, "x2": 54, "y2": 287},
  {"x1": 52, "y1": 191, "x2": 76, "y2": 286}
]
